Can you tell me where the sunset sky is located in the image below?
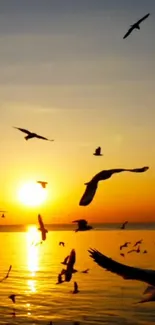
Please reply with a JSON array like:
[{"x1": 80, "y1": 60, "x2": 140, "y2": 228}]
[{"x1": 0, "y1": 0, "x2": 155, "y2": 224}]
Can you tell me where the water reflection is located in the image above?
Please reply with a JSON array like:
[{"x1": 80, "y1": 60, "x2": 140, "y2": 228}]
[{"x1": 26, "y1": 226, "x2": 40, "y2": 292}]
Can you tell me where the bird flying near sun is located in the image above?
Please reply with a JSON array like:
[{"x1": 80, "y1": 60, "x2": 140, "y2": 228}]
[
  {"x1": 37, "y1": 181, "x2": 48, "y2": 188},
  {"x1": 13, "y1": 126, "x2": 54, "y2": 142},
  {"x1": 123, "y1": 13, "x2": 150, "y2": 39}
]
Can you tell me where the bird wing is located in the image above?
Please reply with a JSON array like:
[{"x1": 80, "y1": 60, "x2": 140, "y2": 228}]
[
  {"x1": 0, "y1": 265, "x2": 12, "y2": 282},
  {"x1": 88, "y1": 248, "x2": 155, "y2": 286},
  {"x1": 123, "y1": 26, "x2": 134, "y2": 39},
  {"x1": 67, "y1": 249, "x2": 76, "y2": 270},
  {"x1": 13, "y1": 127, "x2": 31, "y2": 135},
  {"x1": 35, "y1": 134, "x2": 54, "y2": 141},
  {"x1": 74, "y1": 281, "x2": 78, "y2": 291},
  {"x1": 79, "y1": 182, "x2": 98, "y2": 206},
  {"x1": 137, "y1": 13, "x2": 150, "y2": 25},
  {"x1": 38, "y1": 214, "x2": 44, "y2": 229}
]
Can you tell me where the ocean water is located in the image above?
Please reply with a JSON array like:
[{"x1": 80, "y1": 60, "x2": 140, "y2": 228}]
[{"x1": 0, "y1": 225, "x2": 155, "y2": 325}]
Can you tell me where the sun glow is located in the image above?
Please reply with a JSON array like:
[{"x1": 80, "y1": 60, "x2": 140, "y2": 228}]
[
  {"x1": 27, "y1": 226, "x2": 40, "y2": 277},
  {"x1": 18, "y1": 181, "x2": 47, "y2": 207}
]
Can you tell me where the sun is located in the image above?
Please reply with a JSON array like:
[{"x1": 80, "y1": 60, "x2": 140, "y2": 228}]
[{"x1": 18, "y1": 181, "x2": 47, "y2": 207}]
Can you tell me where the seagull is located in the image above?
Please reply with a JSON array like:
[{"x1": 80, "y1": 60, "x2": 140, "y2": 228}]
[
  {"x1": 88, "y1": 248, "x2": 155, "y2": 287},
  {"x1": 0, "y1": 265, "x2": 12, "y2": 283},
  {"x1": 79, "y1": 166, "x2": 149, "y2": 206},
  {"x1": 38, "y1": 214, "x2": 48, "y2": 241},
  {"x1": 120, "y1": 221, "x2": 128, "y2": 230},
  {"x1": 72, "y1": 219, "x2": 93, "y2": 232},
  {"x1": 56, "y1": 273, "x2": 64, "y2": 284},
  {"x1": 143, "y1": 250, "x2": 147, "y2": 254},
  {"x1": 120, "y1": 242, "x2": 131, "y2": 250},
  {"x1": 93, "y1": 147, "x2": 103, "y2": 156},
  {"x1": 133, "y1": 239, "x2": 143, "y2": 247},
  {"x1": 9, "y1": 294, "x2": 16, "y2": 303},
  {"x1": 72, "y1": 281, "x2": 79, "y2": 294},
  {"x1": 61, "y1": 255, "x2": 69, "y2": 265},
  {"x1": 123, "y1": 13, "x2": 150, "y2": 39},
  {"x1": 37, "y1": 181, "x2": 48, "y2": 188},
  {"x1": 81, "y1": 268, "x2": 89, "y2": 273},
  {"x1": 13, "y1": 127, "x2": 54, "y2": 142},
  {"x1": 127, "y1": 248, "x2": 140, "y2": 254},
  {"x1": 120, "y1": 253, "x2": 125, "y2": 257},
  {"x1": 59, "y1": 241, "x2": 65, "y2": 247},
  {"x1": 64, "y1": 249, "x2": 76, "y2": 282}
]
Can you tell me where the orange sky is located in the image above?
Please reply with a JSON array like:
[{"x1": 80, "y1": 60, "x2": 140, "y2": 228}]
[{"x1": 0, "y1": 1, "x2": 155, "y2": 224}]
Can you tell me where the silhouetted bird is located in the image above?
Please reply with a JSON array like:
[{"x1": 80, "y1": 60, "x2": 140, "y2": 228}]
[
  {"x1": 1, "y1": 213, "x2": 5, "y2": 218},
  {"x1": 79, "y1": 166, "x2": 149, "y2": 206},
  {"x1": 120, "y1": 242, "x2": 131, "y2": 250},
  {"x1": 13, "y1": 126, "x2": 54, "y2": 142},
  {"x1": 0, "y1": 265, "x2": 12, "y2": 282},
  {"x1": 61, "y1": 255, "x2": 69, "y2": 265},
  {"x1": 72, "y1": 219, "x2": 93, "y2": 232},
  {"x1": 123, "y1": 13, "x2": 150, "y2": 39},
  {"x1": 64, "y1": 249, "x2": 76, "y2": 282},
  {"x1": 9, "y1": 294, "x2": 16, "y2": 303},
  {"x1": 38, "y1": 214, "x2": 48, "y2": 241},
  {"x1": 59, "y1": 241, "x2": 65, "y2": 247},
  {"x1": 120, "y1": 221, "x2": 128, "y2": 230},
  {"x1": 127, "y1": 248, "x2": 139, "y2": 254},
  {"x1": 72, "y1": 281, "x2": 79, "y2": 294},
  {"x1": 37, "y1": 181, "x2": 48, "y2": 188},
  {"x1": 93, "y1": 147, "x2": 103, "y2": 156},
  {"x1": 143, "y1": 250, "x2": 147, "y2": 254},
  {"x1": 81, "y1": 268, "x2": 89, "y2": 273},
  {"x1": 88, "y1": 248, "x2": 155, "y2": 287},
  {"x1": 120, "y1": 253, "x2": 125, "y2": 257},
  {"x1": 133, "y1": 239, "x2": 143, "y2": 247},
  {"x1": 56, "y1": 273, "x2": 64, "y2": 284}
]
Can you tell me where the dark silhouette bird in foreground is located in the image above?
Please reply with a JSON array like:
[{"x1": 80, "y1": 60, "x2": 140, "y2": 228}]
[
  {"x1": 120, "y1": 242, "x2": 131, "y2": 250},
  {"x1": 9, "y1": 294, "x2": 16, "y2": 303},
  {"x1": 59, "y1": 241, "x2": 65, "y2": 247},
  {"x1": 93, "y1": 146, "x2": 103, "y2": 156},
  {"x1": 72, "y1": 219, "x2": 93, "y2": 232},
  {"x1": 133, "y1": 239, "x2": 143, "y2": 247},
  {"x1": 13, "y1": 127, "x2": 54, "y2": 142},
  {"x1": 123, "y1": 13, "x2": 150, "y2": 39},
  {"x1": 37, "y1": 181, "x2": 48, "y2": 188},
  {"x1": 72, "y1": 281, "x2": 79, "y2": 294},
  {"x1": 81, "y1": 268, "x2": 89, "y2": 273},
  {"x1": 0, "y1": 265, "x2": 12, "y2": 282},
  {"x1": 79, "y1": 166, "x2": 149, "y2": 206},
  {"x1": 38, "y1": 214, "x2": 48, "y2": 241},
  {"x1": 120, "y1": 221, "x2": 128, "y2": 230},
  {"x1": 61, "y1": 255, "x2": 69, "y2": 265},
  {"x1": 56, "y1": 273, "x2": 64, "y2": 284},
  {"x1": 64, "y1": 249, "x2": 77, "y2": 282},
  {"x1": 88, "y1": 248, "x2": 155, "y2": 288}
]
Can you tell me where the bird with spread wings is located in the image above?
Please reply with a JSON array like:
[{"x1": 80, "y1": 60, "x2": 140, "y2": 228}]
[{"x1": 13, "y1": 126, "x2": 54, "y2": 142}]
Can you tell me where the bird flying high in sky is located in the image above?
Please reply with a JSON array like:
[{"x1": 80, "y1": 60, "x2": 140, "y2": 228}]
[
  {"x1": 93, "y1": 147, "x2": 103, "y2": 156},
  {"x1": 79, "y1": 166, "x2": 149, "y2": 206},
  {"x1": 123, "y1": 13, "x2": 150, "y2": 39},
  {"x1": 13, "y1": 127, "x2": 54, "y2": 142}
]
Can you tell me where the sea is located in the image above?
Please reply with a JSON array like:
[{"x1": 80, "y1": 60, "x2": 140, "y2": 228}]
[{"x1": 0, "y1": 222, "x2": 155, "y2": 325}]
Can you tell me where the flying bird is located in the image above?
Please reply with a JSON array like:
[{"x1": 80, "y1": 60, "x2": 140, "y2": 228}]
[
  {"x1": 37, "y1": 181, "x2": 48, "y2": 188},
  {"x1": 120, "y1": 221, "x2": 128, "y2": 230},
  {"x1": 64, "y1": 249, "x2": 76, "y2": 282},
  {"x1": 13, "y1": 126, "x2": 54, "y2": 142},
  {"x1": 123, "y1": 13, "x2": 150, "y2": 39},
  {"x1": 81, "y1": 268, "x2": 89, "y2": 274},
  {"x1": 38, "y1": 214, "x2": 48, "y2": 241},
  {"x1": 127, "y1": 247, "x2": 140, "y2": 254},
  {"x1": 120, "y1": 242, "x2": 131, "y2": 250},
  {"x1": 79, "y1": 166, "x2": 149, "y2": 206},
  {"x1": 143, "y1": 250, "x2": 147, "y2": 254},
  {"x1": 59, "y1": 241, "x2": 65, "y2": 247},
  {"x1": 88, "y1": 248, "x2": 155, "y2": 287},
  {"x1": 93, "y1": 147, "x2": 103, "y2": 156},
  {"x1": 72, "y1": 281, "x2": 79, "y2": 294},
  {"x1": 133, "y1": 239, "x2": 143, "y2": 247},
  {"x1": 61, "y1": 255, "x2": 69, "y2": 265},
  {"x1": 0, "y1": 265, "x2": 12, "y2": 283},
  {"x1": 9, "y1": 294, "x2": 16, "y2": 303},
  {"x1": 120, "y1": 253, "x2": 125, "y2": 257},
  {"x1": 72, "y1": 219, "x2": 93, "y2": 232}
]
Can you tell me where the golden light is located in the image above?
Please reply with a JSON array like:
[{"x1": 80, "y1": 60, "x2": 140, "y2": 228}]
[
  {"x1": 18, "y1": 181, "x2": 47, "y2": 207},
  {"x1": 26, "y1": 226, "x2": 40, "y2": 277}
]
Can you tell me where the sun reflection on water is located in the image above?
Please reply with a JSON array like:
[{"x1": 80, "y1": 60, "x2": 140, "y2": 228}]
[{"x1": 26, "y1": 226, "x2": 40, "y2": 292}]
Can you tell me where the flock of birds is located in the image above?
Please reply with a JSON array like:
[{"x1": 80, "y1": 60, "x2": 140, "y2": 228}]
[{"x1": 0, "y1": 8, "x2": 153, "y2": 325}]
